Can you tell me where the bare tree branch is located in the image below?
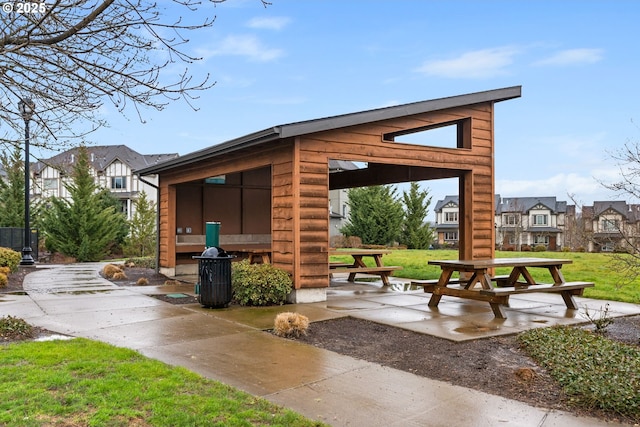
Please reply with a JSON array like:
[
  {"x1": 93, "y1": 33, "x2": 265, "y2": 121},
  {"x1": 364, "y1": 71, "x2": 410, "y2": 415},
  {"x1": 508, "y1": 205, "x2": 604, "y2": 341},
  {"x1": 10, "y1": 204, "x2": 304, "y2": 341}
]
[{"x1": 0, "y1": 0, "x2": 269, "y2": 151}]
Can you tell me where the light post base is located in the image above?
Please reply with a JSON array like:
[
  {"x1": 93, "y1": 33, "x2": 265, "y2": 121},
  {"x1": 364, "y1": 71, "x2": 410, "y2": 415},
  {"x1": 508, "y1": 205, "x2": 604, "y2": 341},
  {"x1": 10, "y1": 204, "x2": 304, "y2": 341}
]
[{"x1": 20, "y1": 247, "x2": 35, "y2": 266}]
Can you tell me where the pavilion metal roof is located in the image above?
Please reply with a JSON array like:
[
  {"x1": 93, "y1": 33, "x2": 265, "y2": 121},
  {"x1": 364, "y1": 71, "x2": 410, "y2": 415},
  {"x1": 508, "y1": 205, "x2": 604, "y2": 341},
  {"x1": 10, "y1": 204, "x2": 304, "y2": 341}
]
[{"x1": 136, "y1": 86, "x2": 521, "y2": 175}]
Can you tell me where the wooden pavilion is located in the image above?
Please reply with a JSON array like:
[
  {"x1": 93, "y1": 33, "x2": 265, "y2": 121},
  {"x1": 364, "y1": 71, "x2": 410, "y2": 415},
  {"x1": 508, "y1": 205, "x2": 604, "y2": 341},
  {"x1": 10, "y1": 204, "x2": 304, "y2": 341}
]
[{"x1": 137, "y1": 86, "x2": 522, "y2": 302}]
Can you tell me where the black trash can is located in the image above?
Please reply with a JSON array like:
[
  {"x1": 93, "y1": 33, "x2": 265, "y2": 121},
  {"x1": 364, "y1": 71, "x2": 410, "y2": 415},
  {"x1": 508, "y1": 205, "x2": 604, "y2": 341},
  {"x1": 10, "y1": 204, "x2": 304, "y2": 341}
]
[{"x1": 193, "y1": 247, "x2": 234, "y2": 308}]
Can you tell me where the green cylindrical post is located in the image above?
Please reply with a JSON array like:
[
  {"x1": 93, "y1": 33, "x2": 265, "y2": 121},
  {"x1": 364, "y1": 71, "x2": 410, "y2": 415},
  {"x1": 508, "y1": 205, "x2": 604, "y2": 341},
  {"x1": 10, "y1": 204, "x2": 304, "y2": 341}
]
[{"x1": 205, "y1": 222, "x2": 220, "y2": 247}]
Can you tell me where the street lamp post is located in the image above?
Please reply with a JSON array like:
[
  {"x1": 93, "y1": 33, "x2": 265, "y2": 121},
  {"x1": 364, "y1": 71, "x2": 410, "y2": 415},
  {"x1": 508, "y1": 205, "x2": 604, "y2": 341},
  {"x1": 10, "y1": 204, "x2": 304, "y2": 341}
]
[{"x1": 18, "y1": 98, "x2": 35, "y2": 266}]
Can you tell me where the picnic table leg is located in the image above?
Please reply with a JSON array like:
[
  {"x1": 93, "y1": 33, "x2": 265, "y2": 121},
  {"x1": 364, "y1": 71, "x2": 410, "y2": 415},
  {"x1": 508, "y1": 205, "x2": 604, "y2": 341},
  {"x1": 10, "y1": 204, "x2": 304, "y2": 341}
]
[
  {"x1": 561, "y1": 290, "x2": 579, "y2": 310},
  {"x1": 489, "y1": 302, "x2": 507, "y2": 319},
  {"x1": 428, "y1": 269, "x2": 453, "y2": 307}
]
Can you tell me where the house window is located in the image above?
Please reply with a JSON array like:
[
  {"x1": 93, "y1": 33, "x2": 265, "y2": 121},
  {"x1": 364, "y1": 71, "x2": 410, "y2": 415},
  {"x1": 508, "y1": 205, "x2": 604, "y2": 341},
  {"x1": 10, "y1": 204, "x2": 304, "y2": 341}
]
[
  {"x1": 43, "y1": 178, "x2": 57, "y2": 190},
  {"x1": 504, "y1": 214, "x2": 517, "y2": 225},
  {"x1": 111, "y1": 176, "x2": 126, "y2": 190},
  {"x1": 602, "y1": 219, "x2": 618, "y2": 232},
  {"x1": 533, "y1": 214, "x2": 548, "y2": 226},
  {"x1": 508, "y1": 235, "x2": 517, "y2": 245},
  {"x1": 533, "y1": 235, "x2": 549, "y2": 245},
  {"x1": 445, "y1": 212, "x2": 458, "y2": 223},
  {"x1": 601, "y1": 242, "x2": 615, "y2": 252},
  {"x1": 444, "y1": 232, "x2": 458, "y2": 241}
]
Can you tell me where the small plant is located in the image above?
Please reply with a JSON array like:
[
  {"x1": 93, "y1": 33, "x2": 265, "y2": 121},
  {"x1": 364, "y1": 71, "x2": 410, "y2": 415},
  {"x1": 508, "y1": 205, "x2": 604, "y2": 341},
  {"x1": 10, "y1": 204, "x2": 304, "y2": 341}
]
[
  {"x1": 0, "y1": 247, "x2": 21, "y2": 273},
  {"x1": 136, "y1": 277, "x2": 149, "y2": 286},
  {"x1": 582, "y1": 303, "x2": 614, "y2": 334},
  {"x1": 232, "y1": 260, "x2": 292, "y2": 306},
  {"x1": 0, "y1": 315, "x2": 34, "y2": 340},
  {"x1": 111, "y1": 271, "x2": 128, "y2": 280},
  {"x1": 102, "y1": 263, "x2": 124, "y2": 279},
  {"x1": 0, "y1": 272, "x2": 7, "y2": 288},
  {"x1": 273, "y1": 312, "x2": 309, "y2": 338},
  {"x1": 163, "y1": 279, "x2": 182, "y2": 286}
]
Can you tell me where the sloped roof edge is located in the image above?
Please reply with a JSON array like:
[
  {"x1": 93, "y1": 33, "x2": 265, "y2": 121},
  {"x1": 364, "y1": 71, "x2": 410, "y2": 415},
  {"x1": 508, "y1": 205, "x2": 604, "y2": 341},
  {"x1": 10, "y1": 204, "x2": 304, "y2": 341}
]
[{"x1": 137, "y1": 86, "x2": 522, "y2": 175}]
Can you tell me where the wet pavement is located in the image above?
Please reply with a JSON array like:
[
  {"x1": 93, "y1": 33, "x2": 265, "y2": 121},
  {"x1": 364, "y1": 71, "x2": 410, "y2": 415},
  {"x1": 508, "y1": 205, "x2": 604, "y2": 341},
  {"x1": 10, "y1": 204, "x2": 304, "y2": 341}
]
[{"x1": 2, "y1": 263, "x2": 638, "y2": 426}]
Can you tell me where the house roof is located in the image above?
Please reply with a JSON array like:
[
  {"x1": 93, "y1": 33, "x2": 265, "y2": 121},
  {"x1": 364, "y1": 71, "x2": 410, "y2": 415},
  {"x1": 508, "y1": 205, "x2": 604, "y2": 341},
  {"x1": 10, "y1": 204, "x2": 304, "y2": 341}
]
[
  {"x1": 435, "y1": 194, "x2": 502, "y2": 212},
  {"x1": 33, "y1": 145, "x2": 179, "y2": 175},
  {"x1": 496, "y1": 196, "x2": 566, "y2": 214},
  {"x1": 136, "y1": 86, "x2": 522, "y2": 175}
]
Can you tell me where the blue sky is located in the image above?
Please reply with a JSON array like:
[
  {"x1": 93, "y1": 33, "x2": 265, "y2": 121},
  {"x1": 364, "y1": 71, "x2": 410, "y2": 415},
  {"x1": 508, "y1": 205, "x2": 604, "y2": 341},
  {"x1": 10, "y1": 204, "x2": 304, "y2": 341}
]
[{"x1": 40, "y1": 0, "x2": 640, "y2": 209}]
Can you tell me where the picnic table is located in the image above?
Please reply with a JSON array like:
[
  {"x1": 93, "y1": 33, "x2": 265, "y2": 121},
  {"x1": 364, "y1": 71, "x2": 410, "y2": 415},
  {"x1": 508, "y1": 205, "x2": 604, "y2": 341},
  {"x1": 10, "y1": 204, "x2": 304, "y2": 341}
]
[
  {"x1": 329, "y1": 249, "x2": 402, "y2": 286},
  {"x1": 419, "y1": 257, "x2": 594, "y2": 319}
]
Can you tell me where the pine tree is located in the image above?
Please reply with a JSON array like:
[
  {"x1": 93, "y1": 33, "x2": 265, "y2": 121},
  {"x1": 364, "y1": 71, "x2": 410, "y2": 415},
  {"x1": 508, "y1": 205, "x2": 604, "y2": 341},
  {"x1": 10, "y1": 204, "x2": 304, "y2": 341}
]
[
  {"x1": 340, "y1": 185, "x2": 404, "y2": 245},
  {"x1": 40, "y1": 145, "x2": 126, "y2": 262},
  {"x1": 123, "y1": 191, "x2": 157, "y2": 258},
  {"x1": 0, "y1": 147, "x2": 25, "y2": 227},
  {"x1": 401, "y1": 182, "x2": 434, "y2": 249}
]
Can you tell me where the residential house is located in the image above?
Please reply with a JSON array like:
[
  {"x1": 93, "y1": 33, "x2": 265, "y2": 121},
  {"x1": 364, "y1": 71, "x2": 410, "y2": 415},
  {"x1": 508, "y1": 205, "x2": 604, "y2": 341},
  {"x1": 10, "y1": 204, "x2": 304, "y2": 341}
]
[
  {"x1": 328, "y1": 159, "x2": 358, "y2": 237},
  {"x1": 433, "y1": 195, "x2": 462, "y2": 246},
  {"x1": 581, "y1": 201, "x2": 640, "y2": 252},
  {"x1": 435, "y1": 195, "x2": 567, "y2": 251},
  {"x1": 31, "y1": 145, "x2": 178, "y2": 219}
]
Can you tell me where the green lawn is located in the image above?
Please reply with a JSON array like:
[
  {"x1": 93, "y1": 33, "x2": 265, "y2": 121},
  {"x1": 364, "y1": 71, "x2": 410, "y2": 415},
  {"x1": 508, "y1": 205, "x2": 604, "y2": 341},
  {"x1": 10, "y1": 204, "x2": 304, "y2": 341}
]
[
  {"x1": 0, "y1": 338, "x2": 326, "y2": 427},
  {"x1": 330, "y1": 249, "x2": 640, "y2": 304}
]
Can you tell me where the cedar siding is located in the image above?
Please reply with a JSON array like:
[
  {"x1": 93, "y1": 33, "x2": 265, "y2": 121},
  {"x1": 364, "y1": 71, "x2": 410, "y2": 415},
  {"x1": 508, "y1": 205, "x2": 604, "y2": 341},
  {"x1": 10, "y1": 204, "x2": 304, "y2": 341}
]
[{"x1": 137, "y1": 87, "x2": 521, "y2": 301}]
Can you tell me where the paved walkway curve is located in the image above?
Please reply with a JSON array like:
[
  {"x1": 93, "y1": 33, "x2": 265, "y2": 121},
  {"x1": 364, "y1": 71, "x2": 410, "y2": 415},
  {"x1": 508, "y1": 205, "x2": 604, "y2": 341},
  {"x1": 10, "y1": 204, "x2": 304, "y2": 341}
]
[{"x1": 0, "y1": 263, "x2": 630, "y2": 426}]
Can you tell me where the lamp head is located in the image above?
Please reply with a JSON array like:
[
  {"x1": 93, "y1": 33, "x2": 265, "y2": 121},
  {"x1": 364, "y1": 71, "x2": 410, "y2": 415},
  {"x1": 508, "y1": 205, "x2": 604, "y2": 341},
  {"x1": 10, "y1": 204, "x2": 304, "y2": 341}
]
[{"x1": 18, "y1": 98, "x2": 35, "y2": 121}]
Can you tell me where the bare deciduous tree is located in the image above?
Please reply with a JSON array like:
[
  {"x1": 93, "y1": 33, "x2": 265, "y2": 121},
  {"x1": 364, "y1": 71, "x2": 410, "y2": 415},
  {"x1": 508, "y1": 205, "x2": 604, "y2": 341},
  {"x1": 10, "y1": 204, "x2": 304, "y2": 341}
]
[{"x1": 0, "y1": 0, "x2": 267, "y2": 151}]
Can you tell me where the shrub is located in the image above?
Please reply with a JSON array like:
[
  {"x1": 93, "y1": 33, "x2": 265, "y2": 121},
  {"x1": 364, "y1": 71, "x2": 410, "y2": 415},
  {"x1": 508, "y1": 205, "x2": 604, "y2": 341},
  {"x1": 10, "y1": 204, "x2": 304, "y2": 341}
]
[
  {"x1": 0, "y1": 315, "x2": 34, "y2": 340},
  {"x1": 232, "y1": 260, "x2": 292, "y2": 306},
  {"x1": 533, "y1": 245, "x2": 546, "y2": 252},
  {"x1": 0, "y1": 247, "x2": 21, "y2": 273},
  {"x1": 125, "y1": 257, "x2": 156, "y2": 269},
  {"x1": 136, "y1": 277, "x2": 150, "y2": 286},
  {"x1": 112, "y1": 271, "x2": 128, "y2": 280},
  {"x1": 273, "y1": 312, "x2": 309, "y2": 338},
  {"x1": 0, "y1": 272, "x2": 7, "y2": 288}
]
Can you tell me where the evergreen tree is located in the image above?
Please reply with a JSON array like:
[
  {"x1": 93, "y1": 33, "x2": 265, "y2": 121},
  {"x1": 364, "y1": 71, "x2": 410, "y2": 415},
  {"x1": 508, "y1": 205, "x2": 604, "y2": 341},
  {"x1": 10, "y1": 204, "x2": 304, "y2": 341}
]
[
  {"x1": 400, "y1": 182, "x2": 434, "y2": 249},
  {"x1": 340, "y1": 185, "x2": 404, "y2": 245},
  {"x1": 0, "y1": 147, "x2": 25, "y2": 227},
  {"x1": 123, "y1": 191, "x2": 157, "y2": 258},
  {"x1": 39, "y1": 146, "x2": 125, "y2": 262}
]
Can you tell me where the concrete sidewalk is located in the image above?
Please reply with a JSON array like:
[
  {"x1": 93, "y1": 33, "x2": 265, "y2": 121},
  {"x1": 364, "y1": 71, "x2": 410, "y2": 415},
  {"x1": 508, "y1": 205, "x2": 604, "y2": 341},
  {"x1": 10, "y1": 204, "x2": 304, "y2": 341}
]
[{"x1": 1, "y1": 263, "x2": 636, "y2": 426}]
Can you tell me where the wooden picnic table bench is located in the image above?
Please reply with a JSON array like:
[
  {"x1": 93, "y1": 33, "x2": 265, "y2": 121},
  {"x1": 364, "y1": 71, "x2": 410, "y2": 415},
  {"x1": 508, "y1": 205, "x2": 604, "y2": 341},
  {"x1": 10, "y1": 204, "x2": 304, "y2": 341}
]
[
  {"x1": 424, "y1": 258, "x2": 594, "y2": 319},
  {"x1": 329, "y1": 249, "x2": 402, "y2": 286}
]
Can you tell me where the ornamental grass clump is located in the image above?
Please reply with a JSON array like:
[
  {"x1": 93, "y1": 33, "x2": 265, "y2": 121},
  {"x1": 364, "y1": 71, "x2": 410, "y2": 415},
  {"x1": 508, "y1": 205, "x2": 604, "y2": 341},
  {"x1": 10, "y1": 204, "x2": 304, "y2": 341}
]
[
  {"x1": 273, "y1": 312, "x2": 309, "y2": 338},
  {"x1": 232, "y1": 260, "x2": 292, "y2": 306},
  {"x1": 102, "y1": 263, "x2": 125, "y2": 279}
]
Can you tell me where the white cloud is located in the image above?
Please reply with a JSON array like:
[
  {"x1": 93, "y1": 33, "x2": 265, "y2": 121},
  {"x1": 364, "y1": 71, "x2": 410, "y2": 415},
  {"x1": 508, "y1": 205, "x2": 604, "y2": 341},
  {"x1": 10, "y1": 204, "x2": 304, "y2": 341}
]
[
  {"x1": 246, "y1": 16, "x2": 291, "y2": 30},
  {"x1": 415, "y1": 46, "x2": 520, "y2": 79},
  {"x1": 495, "y1": 172, "x2": 615, "y2": 203},
  {"x1": 197, "y1": 35, "x2": 284, "y2": 62},
  {"x1": 534, "y1": 48, "x2": 604, "y2": 66}
]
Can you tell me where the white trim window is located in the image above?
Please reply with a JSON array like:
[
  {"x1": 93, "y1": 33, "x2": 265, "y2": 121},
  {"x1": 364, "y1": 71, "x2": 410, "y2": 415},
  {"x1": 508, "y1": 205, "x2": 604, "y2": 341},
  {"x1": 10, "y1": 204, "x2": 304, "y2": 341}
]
[
  {"x1": 533, "y1": 214, "x2": 548, "y2": 226},
  {"x1": 111, "y1": 176, "x2": 126, "y2": 190},
  {"x1": 445, "y1": 212, "x2": 458, "y2": 223},
  {"x1": 444, "y1": 232, "x2": 458, "y2": 241},
  {"x1": 504, "y1": 214, "x2": 517, "y2": 225}
]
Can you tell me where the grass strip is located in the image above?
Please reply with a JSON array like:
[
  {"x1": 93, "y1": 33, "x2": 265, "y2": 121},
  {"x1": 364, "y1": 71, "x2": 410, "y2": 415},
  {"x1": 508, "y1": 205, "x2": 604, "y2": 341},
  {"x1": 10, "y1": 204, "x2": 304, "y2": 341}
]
[{"x1": 0, "y1": 338, "x2": 326, "y2": 427}]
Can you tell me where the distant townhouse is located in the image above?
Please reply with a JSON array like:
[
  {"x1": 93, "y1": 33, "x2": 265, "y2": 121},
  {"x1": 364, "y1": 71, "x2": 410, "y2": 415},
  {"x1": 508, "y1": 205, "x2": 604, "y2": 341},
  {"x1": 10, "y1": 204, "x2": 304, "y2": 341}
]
[
  {"x1": 31, "y1": 145, "x2": 178, "y2": 219},
  {"x1": 495, "y1": 196, "x2": 567, "y2": 251},
  {"x1": 434, "y1": 195, "x2": 568, "y2": 250},
  {"x1": 328, "y1": 160, "x2": 358, "y2": 237},
  {"x1": 581, "y1": 201, "x2": 640, "y2": 252}
]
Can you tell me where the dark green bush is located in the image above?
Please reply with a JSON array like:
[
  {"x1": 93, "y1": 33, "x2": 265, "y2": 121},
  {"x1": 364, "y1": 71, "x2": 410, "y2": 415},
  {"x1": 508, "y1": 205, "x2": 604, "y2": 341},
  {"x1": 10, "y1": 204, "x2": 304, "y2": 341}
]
[
  {"x1": 231, "y1": 260, "x2": 292, "y2": 306},
  {"x1": 0, "y1": 247, "x2": 21, "y2": 273},
  {"x1": 519, "y1": 326, "x2": 640, "y2": 418}
]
